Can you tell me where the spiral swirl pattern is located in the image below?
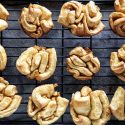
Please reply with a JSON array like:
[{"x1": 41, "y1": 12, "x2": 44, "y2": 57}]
[
  {"x1": 58, "y1": 1, "x2": 105, "y2": 36},
  {"x1": 20, "y1": 4, "x2": 54, "y2": 38},
  {"x1": 70, "y1": 86, "x2": 111, "y2": 125},
  {"x1": 0, "y1": 77, "x2": 22, "y2": 118},
  {"x1": 27, "y1": 84, "x2": 69, "y2": 125},
  {"x1": 110, "y1": 44, "x2": 125, "y2": 81},
  {"x1": 66, "y1": 47, "x2": 100, "y2": 80},
  {"x1": 16, "y1": 46, "x2": 57, "y2": 81},
  {"x1": 109, "y1": 0, "x2": 125, "y2": 36}
]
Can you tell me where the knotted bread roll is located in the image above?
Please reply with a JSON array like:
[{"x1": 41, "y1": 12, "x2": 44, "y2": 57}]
[
  {"x1": 0, "y1": 3, "x2": 9, "y2": 31},
  {"x1": 115, "y1": 0, "x2": 125, "y2": 13},
  {"x1": 16, "y1": 46, "x2": 57, "y2": 81},
  {"x1": 109, "y1": 0, "x2": 125, "y2": 36},
  {"x1": 58, "y1": 1, "x2": 105, "y2": 36},
  {"x1": 0, "y1": 77, "x2": 22, "y2": 118},
  {"x1": 110, "y1": 86, "x2": 125, "y2": 120},
  {"x1": 20, "y1": 4, "x2": 54, "y2": 38},
  {"x1": 66, "y1": 47, "x2": 100, "y2": 80},
  {"x1": 27, "y1": 84, "x2": 69, "y2": 125},
  {"x1": 110, "y1": 44, "x2": 125, "y2": 81},
  {"x1": 70, "y1": 86, "x2": 111, "y2": 125},
  {"x1": 0, "y1": 44, "x2": 7, "y2": 71}
]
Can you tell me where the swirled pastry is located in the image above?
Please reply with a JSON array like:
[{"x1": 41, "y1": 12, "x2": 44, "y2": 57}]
[
  {"x1": 115, "y1": 0, "x2": 125, "y2": 13},
  {"x1": 16, "y1": 46, "x2": 57, "y2": 81},
  {"x1": 110, "y1": 86, "x2": 125, "y2": 120},
  {"x1": 0, "y1": 77, "x2": 22, "y2": 118},
  {"x1": 0, "y1": 3, "x2": 9, "y2": 31},
  {"x1": 109, "y1": 0, "x2": 125, "y2": 36},
  {"x1": 20, "y1": 4, "x2": 54, "y2": 38},
  {"x1": 58, "y1": 1, "x2": 105, "y2": 36},
  {"x1": 0, "y1": 44, "x2": 7, "y2": 71},
  {"x1": 70, "y1": 86, "x2": 111, "y2": 125},
  {"x1": 27, "y1": 84, "x2": 69, "y2": 125},
  {"x1": 110, "y1": 44, "x2": 125, "y2": 81},
  {"x1": 66, "y1": 47, "x2": 100, "y2": 80}
]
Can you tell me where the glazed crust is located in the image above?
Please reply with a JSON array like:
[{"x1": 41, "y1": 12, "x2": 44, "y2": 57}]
[
  {"x1": 66, "y1": 47, "x2": 100, "y2": 80},
  {"x1": 110, "y1": 86, "x2": 125, "y2": 120},
  {"x1": 27, "y1": 84, "x2": 69, "y2": 125},
  {"x1": 109, "y1": 0, "x2": 125, "y2": 36},
  {"x1": 0, "y1": 77, "x2": 22, "y2": 118},
  {"x1": 58, "y1": 1, "x2": 105, "y2": 37},
  {"x1": 0, "y1": 44, "x2": 7, "y2": 71},
  {"x1": 16, "y1": 46, "x2": 57, "y2": 81},
  {"x1": 0, "y1": 3, "x2": 9, "y2": 31},
  {"x1": 70, "y1": 86, "x2": 111, "y2": 125},
  {"x1": 110, "y1": 44, "x2": 125, "y2": 81},
  {"x1": 20, "y1": 4, "x2": 54, "y2": 38}
]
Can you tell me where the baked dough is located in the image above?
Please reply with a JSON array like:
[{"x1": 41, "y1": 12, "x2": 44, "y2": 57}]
[
  {"x1": 58, "y1": 1, "x2": 105, "y2": 36},
  {"x1": 110, "y1": 86, "x2": 125, "y2": 120},
  {"x1": 0, "y1": 44, "x2": 7, "y2": 71},
  {"x1": 0, "y1": 3, "x2": 9, "y2": 31},
  {"x1": 70, "y1": 86, "x2": 111, "y2": 125},
  {"x1": 66, "y1": 47, "x2": 100, "y2": 80},
  {"x1": 16, "y1": 46, "x2": 57, "y2": 81},
  {"x1": 109, "y1": 0, "x2": 125, "y2": 36},
  {"x1": 27, "y1": 84, "x2": 69, "y2": 125},
  {"x1": 20, "y1": 4, "x2": 54, "y2": 38},
  {"x1": 0, "y1": 77, "x2": 22, "y2": 118},
  {"x1": 115, "y1": 0, "x2": 125, "y2": 13},
  {"x1": 110, "y1": 44, "x2": 125, "y2": 81}
]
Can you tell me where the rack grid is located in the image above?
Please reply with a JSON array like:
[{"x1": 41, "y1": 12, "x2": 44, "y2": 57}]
[{"x1": 0, "y1": 0, "x2": 125, "y2": 125}]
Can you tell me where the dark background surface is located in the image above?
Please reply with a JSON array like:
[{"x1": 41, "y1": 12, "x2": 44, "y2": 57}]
[{"x1": 0, "y1": 0, "x2": 125, "y2": 125}]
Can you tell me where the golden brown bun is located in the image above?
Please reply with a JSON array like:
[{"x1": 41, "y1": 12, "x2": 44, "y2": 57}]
[
  {"x1": 27, "y1": 84, "x2": 69, "y2": 125},
  {"x1": 110, "y1": 86, "x2": 125, "y2": 120},
  {"x1": 0, "y1": 44, "x2": 7, "y2": 71},
  {"x1": 16, "y1": 46, "x2": 57, "y2": 81},
  {"x1": 20, "y1": 4, "x2": 54, "y2": 38},
  {"x1": 115, "y1": 0, "x2": 125, "y2": 13},
  {"x1": 109, "y1": 12, "x2": 125, "y2": 37},
  {"x1": 66, "y1": 46, "x2": 100, "y2": 80},
  {"x1": 58, "y1": 1, "x2": 105, "y2": 37},
  {"x1": 0, "y1": 77, "x2": 22, "y2": 118},
  {"x1": 70, "y1": 86, "x2": 111, "y2": 125},
  {"x1": 109, "y1": 0, "x2": 125, "y2": 36},
  {"x1": 0, "y1": 3, "x2": 9, "y2": 31},
  {"x1": 110, "y1": 44, "x2": 125, "y2": 81}
]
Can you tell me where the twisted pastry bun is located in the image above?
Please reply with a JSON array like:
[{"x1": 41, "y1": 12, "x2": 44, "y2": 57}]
[
  {"x1": 110, "y1": 86, "x2": 125, "y2": 120},
  {"x1": 27, "y1": 84, "x2": 69, "y2": 125},
  {"x1": 115, "y1": 0, "x2": 125, "y2": 13},
  {"x1": 110, "y1": 44, "x2": 125, "y2": 81},
  {"x1": 0, "y1": 44, "x2": 7, "y2": 71},
  {"x1": 0, "y1": 77, "x2": 22, "y2": 118},
  {"x1": 0, "y1": 3, "x2": 9, "y2": 31},
  {"x1": 70, "y1": 86, "x2": 111, "y2": 125},
  {"x1": 109, "y1": 0, "x2": 125, "y2": 36},
  {"x1": 66, "y1": 47, "x2": 100, "y2": 80},
  {"x1": 20, "y1": 4, "x2": 54, "y2": 38},
  {"x1": 58, "y1": 1, "x2": 105, "y2": 37},
  {"x1": 16, "y1": 46, "x2": 57, "y2": 81}
]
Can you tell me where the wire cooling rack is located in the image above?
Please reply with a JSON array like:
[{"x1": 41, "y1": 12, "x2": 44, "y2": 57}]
[{"x1": 0, "y1": 0, "x2": 125, "y2": 125}]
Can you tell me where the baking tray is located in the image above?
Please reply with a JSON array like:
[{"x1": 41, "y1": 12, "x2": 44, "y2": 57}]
[{"x1": 0, "y1": 0, "x2": 125, "y2": 125}]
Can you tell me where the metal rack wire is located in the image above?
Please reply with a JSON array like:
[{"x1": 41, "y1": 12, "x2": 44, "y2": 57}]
[{"x1": 0, "y1": 0, "x2": 125, "y2": 125}]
